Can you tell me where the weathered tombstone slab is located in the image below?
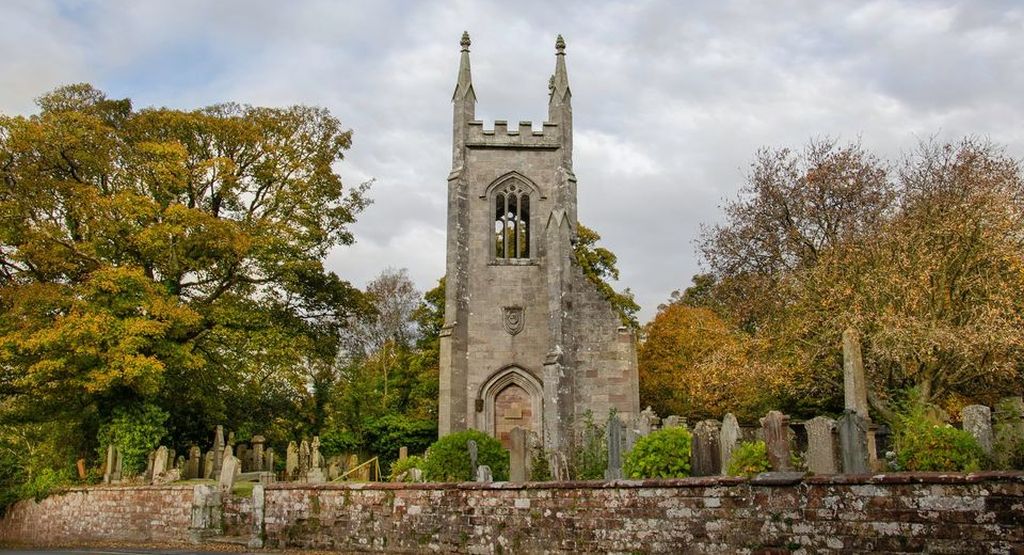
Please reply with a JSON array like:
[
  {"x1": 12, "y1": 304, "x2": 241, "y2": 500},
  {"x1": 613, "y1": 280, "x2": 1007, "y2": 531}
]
[
  {"x1": 218, "y1": 452, "x2": 240, "y2": 492},
  {"x1": 719, "y1": 413, "x2": 740, "y2": 475},
  {"x1": 475, "y1": 464, "x2": 492, "y2": 483},
  {"x1": 509, "y1": 427, "x2": 529, "y2": 481},
  {"x1": 692, "y1": 419, "x2": 722, "y2": 476},
  {"x1": 993, "y1": 397, "x2": 1024, "y2": 470},
  {"x1": 804, "y1": 416, "x2": 838, "y2": 474},
  {"x1": 605, "y1": 413, "x2": 624, "y2": 480},
  {"x1": 838, "y1": 410, "x2": 869, "y2": 474},
  {"x1": 286, "y1": 441, "x2": 298, "y2": 481},
  {"x1": 962, "y1": 405, "x2": 992, "y2": 457},
  {"x1": 761, "y1": 411, "x2": 792, "y2": 471}
]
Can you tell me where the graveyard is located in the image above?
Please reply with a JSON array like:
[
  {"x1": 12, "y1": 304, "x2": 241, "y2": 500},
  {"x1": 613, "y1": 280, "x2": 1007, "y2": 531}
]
[{"x1": 2, "y1": 4, "x2": 1024, "y2": 554}]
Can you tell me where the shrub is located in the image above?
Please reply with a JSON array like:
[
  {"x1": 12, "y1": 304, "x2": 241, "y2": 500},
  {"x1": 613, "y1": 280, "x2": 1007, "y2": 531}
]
[
  {"x1": 726, "y1": 441, "x2": 771, "y2": 477},
  {"x1": 623, "y1": 426, "x2": 692, "y2": 479},
  {"x1": 389, "y1": 455, "x2": 426, "y2": 482},
  {"x1": 893, "y1": 390, "x2": 984, "y2": 472},
  {"x1": 96, "y1": 404, "x2": 168, "y2": 477},
  {"x1": 422, "y1": 430, "x2": 509, "y2": 481}
]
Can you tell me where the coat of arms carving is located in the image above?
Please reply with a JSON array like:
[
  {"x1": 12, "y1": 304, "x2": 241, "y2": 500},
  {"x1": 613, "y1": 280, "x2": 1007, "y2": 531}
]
[{"x1": 503, "y1": 306, "x2": 524, "y2": 335}]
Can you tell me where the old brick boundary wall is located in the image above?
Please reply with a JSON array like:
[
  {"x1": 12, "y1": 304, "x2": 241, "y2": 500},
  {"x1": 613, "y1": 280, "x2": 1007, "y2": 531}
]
[{"x1": 1, "y1": 473, "x2": 1021, "y2": 553}]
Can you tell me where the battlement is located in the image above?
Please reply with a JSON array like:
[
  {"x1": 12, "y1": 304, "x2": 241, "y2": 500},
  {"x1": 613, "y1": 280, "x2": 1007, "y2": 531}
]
[{"x1": 465, "y1": 120, "x2": 561, "y2": 149}]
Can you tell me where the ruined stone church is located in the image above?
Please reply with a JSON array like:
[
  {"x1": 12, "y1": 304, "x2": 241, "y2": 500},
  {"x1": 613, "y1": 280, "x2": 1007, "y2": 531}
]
[{"x1": 438, "y1": 33, "x2": 640, "y2": 460}]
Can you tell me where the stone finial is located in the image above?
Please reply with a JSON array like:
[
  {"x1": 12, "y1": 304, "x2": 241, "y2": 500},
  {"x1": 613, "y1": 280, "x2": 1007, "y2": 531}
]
[
  {"x1": 460, "y1": 31, "x2": 471, "y2": 51},
  {"x1": 555, "y1": 34, "x2": 566, "y2": 54}
]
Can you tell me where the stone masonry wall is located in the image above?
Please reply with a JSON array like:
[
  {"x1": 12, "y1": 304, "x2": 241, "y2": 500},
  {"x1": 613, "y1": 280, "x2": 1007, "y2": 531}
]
[
  {"x1": 0, "y1": 485, "x2": 194, "y2": 545},
  {"x1": 2, "y1": 474, "x2": 1021, "y2": 553}
]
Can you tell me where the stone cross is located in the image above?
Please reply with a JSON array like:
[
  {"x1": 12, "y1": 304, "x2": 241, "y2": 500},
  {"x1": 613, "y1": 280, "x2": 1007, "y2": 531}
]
[
  {"x1": 760, "y1": 411, "x2": 792, "y2": 471},
  {"x1": 961, "y1": 405, "x2": 992, "y2": 457},
  {"x1": 509, "y1": 427, "x2": 529, "y2": 481},
  {"x1": 804, "y1": 416, "x2": 838, "y2": 474},
  {"x1": 838, "y1": 409, "x2": 869, "y2": 473},
  {"x1": 467, "y1": 439, "x2": 478, "y2": 477},
  {"x1": 605, "y1": 413, "x2": 624, "y2": 480},
  {"x1": 719, "y1": 413, "x2": 740, "y2": 475},
  {"x1": 692, "y1": 419, "x2": 722, "y2": 476},
  {"x1": 286, "y1": 441, "x2": 298, "y2": 481}
]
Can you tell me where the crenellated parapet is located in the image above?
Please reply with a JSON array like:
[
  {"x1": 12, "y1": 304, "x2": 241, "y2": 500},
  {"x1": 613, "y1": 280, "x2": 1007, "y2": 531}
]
[{"x1": 465, "y1": 120, "x2": 561, "y2": 149}]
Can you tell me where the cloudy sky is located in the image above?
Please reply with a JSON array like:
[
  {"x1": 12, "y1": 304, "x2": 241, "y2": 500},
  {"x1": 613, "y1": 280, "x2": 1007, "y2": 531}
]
[{"x1": 2, "y1": 0, "x2": 1022, "y2": 321}]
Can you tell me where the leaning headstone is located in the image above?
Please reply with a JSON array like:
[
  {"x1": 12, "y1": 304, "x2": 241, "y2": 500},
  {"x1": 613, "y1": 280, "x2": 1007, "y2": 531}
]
[
  {"x1": 467, "y1": 439, "x2": 478, "y2": 478},
  {"x1": 186, "y1": 446, "x2": 201, "y2": 479},
  {"x1": 993, "y1": 397, "x2": 1024, "y2": 470},
  {"x1": 804, "y1": 416, "x2": 838, "y2": 474},
  {"x1": 961, "y1": 405, "x2": 992, "y2": 457},
  {"x1": 719, "y1": 413, "x2": 740, "y2": 475},
  {"x1": 605, "y1": 413, "x2": 624, "y2": 479},
  {"x1": 838, "y1": 410, "x2": 869, "y2": 473},
  {"x1": 761, "y1": 411, "x2": 792, "y2": 471},
  {"x1": 509, "y1": 427, "x2": 529, "y2": 481},
  {"x1": 692, "y1": 419, "x2": 722, "y2": 476},
  {"x1": 475, "y1": 464, "x2": 492, "y2": 483},
  {"x1": 218, "y1": 450, "x2": 240, "y2": 492},
  {"x1": 286, "y1": 441, "x2": 298, "y2": 480}
]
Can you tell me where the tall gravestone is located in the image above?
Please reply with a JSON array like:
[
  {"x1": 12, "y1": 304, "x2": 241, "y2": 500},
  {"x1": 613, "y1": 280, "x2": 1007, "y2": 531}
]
[
  {"x1": 719, "y1": 413, "x2": 740, "y2": 475},
  {"x1": 605, "y1": 413, "x2": 624, "y2": 479},
  {"x1": 692, "y1": 419, "x2": 722, "y2": 476},
  {"x1": 760, "y1": 411, "x2": 792, "y2": 471},
  {"x1": 961, "y1": 405, "x2": 992, "y2": 457},
  {"x1": 838, "y1": 410, "x2": 869, "y2": 473},
  {"x1": 509, "y1": 427, "x2": 529, "y2": 482},
  {"x1": 804, "y1": 416, "x2": 838, "y2": 474}
]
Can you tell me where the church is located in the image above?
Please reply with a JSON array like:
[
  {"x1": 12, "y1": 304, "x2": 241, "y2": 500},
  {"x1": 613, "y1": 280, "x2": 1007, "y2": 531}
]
[{"x1": 438, "y1": 33, "x2": 640, "y2": 461}]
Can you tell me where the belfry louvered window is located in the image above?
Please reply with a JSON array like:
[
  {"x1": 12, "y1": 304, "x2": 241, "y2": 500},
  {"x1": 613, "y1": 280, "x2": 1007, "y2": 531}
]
[{"x1": 493, "y1": 181, "x2": 530, "y2": 259}]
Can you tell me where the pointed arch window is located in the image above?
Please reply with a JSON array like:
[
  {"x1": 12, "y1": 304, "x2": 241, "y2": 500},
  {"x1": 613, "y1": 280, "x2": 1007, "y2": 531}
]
[{"x1": 493, "y1": 180, "x2": 531, "y2": 259}]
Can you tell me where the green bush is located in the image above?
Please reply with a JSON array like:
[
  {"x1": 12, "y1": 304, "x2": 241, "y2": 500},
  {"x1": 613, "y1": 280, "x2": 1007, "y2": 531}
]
[
  {"x1": 726, "y1": 441, "x2": 771, "y2": 477},
  {"x1": 96, "y1": 403, "x2": 168, "y2": 477},
  {"x1": 422, "y1": 430, "x2": 508, "y2": 482},
  {"x1": 389, "y1": 455, "x2": 425, "y2": 482},
  {"x1": 623, "y1": 426, "x2": 692, "y2": 479},
  {"x1": 894, "y1": 390, "x2": 984, "y2": 472}
]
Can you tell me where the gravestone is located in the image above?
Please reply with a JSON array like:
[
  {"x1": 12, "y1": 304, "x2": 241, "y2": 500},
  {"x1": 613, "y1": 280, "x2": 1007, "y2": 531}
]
[
  {"x1": 719, "y1": 413, "x2": 740, "y2": 475},
  {"x1": 760, "y1": 411, "x2": 792, "y2": 471},
  {"x1": 692, "y1": 419, "x2": 722, "y2": 476},
  {"x1": 838, "y1": 409, "x2": 869, "y2": 473},
  {"x1": 286, "y1": 441, "x2": 298, "y2": 480},
  {"x1": 509, "y1": 427, "x2": 529, "y2": 481},
  {"x1": 467, "y1": 439, "x2": 478, "y2": 477},
  {"x1": 203, "y1": 451, "x2": 214, "y2": 479},
  {"x1": 804, "y1": 416, "x2": 838, "y2": 474},
  {"x1": 476, "y1": 464, "x2": 492, "y2": 483},
  {"x1": 186, "y1": 446, "x2": 201, "y2": 479},
  {"x1": 605, "y1": 413, "x2": 624, "y2": 479},
  {"x1": 961, "y1": 405, "x2": 992, "y2": 457},
  {"x1": 251, "y1": 436, "x2": 265, "y2": 472},
  {"x1": 212, "y1": 425, "x2": 225, "y2": 478},
  {"x1": 993, "y1": 397, "x2": 1024, "y2": 470},
  {"x1": 218, "y1": 449, "x2": 240, "y2": 492}
]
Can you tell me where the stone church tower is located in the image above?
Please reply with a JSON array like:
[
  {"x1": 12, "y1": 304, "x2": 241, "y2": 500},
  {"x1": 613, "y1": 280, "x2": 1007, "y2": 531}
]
[{"x1": 438, "y1": 33, "x2": 640, "y2": 460}]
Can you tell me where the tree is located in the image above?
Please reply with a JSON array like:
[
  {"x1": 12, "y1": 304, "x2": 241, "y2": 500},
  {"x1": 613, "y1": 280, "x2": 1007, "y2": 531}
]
[
  {"x1": 0, "y1": 84, "x2": 370, "y2": 471},
  {"x1": 574, "y1": 223, "x2": 640, "y2": 328}
]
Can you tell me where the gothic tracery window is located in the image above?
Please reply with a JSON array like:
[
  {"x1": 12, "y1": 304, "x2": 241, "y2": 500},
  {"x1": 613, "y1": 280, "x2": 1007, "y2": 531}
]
[{"x1": 493, "y1": 180, "x2": 530, "y2": 259}]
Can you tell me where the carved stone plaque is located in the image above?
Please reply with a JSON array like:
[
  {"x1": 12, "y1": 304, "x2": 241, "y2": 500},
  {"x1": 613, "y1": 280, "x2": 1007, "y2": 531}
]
[{"x1": 503, "y1": 306, "x2": 524, "y2": 335}]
